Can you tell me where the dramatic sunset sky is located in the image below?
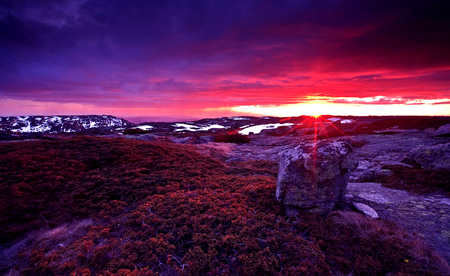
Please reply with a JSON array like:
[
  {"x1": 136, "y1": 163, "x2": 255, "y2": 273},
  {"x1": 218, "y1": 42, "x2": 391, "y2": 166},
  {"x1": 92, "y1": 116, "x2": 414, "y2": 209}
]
[{"x1": 1, "y1": 0, "x2": 449, "y2": 121}]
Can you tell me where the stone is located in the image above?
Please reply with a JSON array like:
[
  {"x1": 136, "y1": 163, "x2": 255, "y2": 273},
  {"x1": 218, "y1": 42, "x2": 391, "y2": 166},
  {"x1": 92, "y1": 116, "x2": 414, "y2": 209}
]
[
  {"x1": 357, "y1": 170, "x2": 376, "y2": 182},
  {"x1": 401, "y1": 143, "x2": 450, "y2": 169},
  {"x1": 375, "y1": 169, "x2": 394, "y2": 178},
  {"x1": 168, "y1": 136, "x2": 196, "y2": 144},
  {"x1": 196, "y1": 135, "x2": 215, "y2": 144},
  {"x1": 353, "y1": 202, "x2": 379, "y2": 218},
  {"x1": 225, "y1": 157, "x2": 244, "y2": 163},
  {"x1": 137, "y1": 134, "x2": 159, "y2": 141},
  {"x1": 434, "y1": 124, "x2": 450, "y2": 137},
  {"x1": 276, "y1": 139, "x2": 358, "y2": 216},
  {"x1": 357, "y1": 168, "x2": 394, "y2": 182}
]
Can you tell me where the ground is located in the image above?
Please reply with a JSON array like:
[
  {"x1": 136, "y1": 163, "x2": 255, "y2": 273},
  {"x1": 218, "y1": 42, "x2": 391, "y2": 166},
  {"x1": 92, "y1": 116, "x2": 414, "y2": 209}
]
[{"x1": 195, "y1": 131, "x2": 450, "y2": 265}]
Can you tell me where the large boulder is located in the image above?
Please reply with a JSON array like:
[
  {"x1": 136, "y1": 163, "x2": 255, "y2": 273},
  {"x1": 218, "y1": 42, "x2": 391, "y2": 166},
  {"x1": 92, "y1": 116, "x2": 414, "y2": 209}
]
[
  {"x1": 276, "y1": 139, "x2": 358, "y2": 216},
  {"x1": 434, "y1": 124, "x2": 450, "y2": 137},
  {"x1": 401, "y1": 143, "x2": 450, "y2": 169}
]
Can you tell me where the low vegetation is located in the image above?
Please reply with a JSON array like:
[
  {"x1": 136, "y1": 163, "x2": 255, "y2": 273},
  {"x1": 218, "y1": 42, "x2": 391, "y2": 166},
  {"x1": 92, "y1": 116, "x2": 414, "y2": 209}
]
[
  {"x1": 1, "y1": 137, "x2": 449, "y2": 275},
  {"x1": 382, "y1": 165, "x2": 450, "y2": 196},
  {"x1": 213, "y1": 133, "x2": 250, "y2": 143},
  {"x1": 369, "y1": 116, "x2": 450, "y2": 131},
  {"x1": 123, "y1": 129, "x2": 152, "y2": 135}
]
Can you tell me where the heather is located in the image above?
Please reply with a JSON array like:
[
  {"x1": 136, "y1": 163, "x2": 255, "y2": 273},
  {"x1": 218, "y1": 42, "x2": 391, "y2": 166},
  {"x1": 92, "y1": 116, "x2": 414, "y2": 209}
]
[
  {"x1": 1, "y1": 137, "x2": 449, "y2": 275},
  {"x1": 382, "y1": 165, "x2": 450, "y2": 196}
]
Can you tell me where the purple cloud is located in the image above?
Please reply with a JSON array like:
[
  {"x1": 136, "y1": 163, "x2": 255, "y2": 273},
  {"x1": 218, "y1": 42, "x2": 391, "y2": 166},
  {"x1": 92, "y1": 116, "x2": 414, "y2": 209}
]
[{"x1": 0, "y1": 0, "x2": 449, "y2": 116}]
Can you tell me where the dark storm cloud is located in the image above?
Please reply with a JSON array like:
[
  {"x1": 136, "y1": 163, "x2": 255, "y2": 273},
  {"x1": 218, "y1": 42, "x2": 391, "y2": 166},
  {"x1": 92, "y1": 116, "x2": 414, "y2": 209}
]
[{"x1": 0, "y1": 0, "x2": 449, "y2": 108}]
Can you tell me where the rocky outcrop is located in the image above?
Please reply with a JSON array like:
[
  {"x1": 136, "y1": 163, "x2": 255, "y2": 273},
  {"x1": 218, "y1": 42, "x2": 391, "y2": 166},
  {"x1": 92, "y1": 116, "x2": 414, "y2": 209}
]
[
  {"x1": 434, "y1": 124, "x2": 450, "y2": 137},
  {"x1": 401, "y1": 143, "x2": 450, "y2": 169},
  {"x1": 276, "y1": 139, "x2": 358, "y2": 216},
  {"x1": 0, "y1": 115, "x2": 133, "y2": 133}
]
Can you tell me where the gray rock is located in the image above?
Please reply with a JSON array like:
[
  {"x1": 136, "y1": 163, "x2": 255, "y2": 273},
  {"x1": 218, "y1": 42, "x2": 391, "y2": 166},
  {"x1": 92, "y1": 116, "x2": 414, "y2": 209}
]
[
  {"x1": 353, "y1": 202, "x2": 379, "y2": 218},
  {"x1": 197, "y1": 135, "x2": 215, "y2": 144},
  {"x1": 276, "y1": 139, "x2": 358, "y2": 216},
  {"x1": 137, "y1": 134, "x2": 159, "y2": 141},
  {"x1": 376, "y1": 169, "x2": 394, "y2": 178},
  {"x1": 357, "y1": 170, "x2": 376, "y2": 182},
  {"x1": 225, "y1": 157, "x2": 244, "y2": 163},
  {"x1": 169, "y1": 136, "x2": 196, "y2": 144},
  {"x1": 123, "y1": 134, "x2": 160, "y2": 142},
  {"x1": 353, "y1": 202, "x2": 380, "y2": 218},
  {"x1": 434, "y1": 124, "x2": 450, "y2": 137},
  {"x1": 357, "y1": 168, "x2": 394, "y2": 182},
  {"x1": 401, "y1": 143, "x2": 450, "y2": 169}
]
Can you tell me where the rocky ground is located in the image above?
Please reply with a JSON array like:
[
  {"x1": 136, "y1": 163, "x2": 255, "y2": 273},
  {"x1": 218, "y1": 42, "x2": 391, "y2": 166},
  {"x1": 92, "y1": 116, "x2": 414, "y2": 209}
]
[
  {"x1": 347, "y1": 182, "x2": 450, "y2": 264},
  {"x1": 194, "y1": 130, "x2": 450, "y2": 265},
  {"x1": 2, "y1": 115, "x2": 450, "y2": 268}
]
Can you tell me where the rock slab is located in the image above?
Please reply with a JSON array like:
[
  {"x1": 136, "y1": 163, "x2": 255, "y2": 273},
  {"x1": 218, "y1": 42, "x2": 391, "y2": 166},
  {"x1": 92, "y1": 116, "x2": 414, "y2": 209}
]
[
  {"x1": 401, "y1": 143, "x2": 450, "y2": 169},
  {"x1": 276, "y1": 139, "x2": 358, "y2": 216},
  {"x1": 353, "y1": 202, "x2": 379, "y2": 218},
  {"x1": 434, "y1": 124, "x2": 450, "y2": 137}
]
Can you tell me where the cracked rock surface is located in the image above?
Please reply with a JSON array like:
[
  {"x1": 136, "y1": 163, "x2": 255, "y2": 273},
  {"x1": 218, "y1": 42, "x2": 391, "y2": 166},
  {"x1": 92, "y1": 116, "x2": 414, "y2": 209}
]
[
  {"x1": 276, "y1": 139, "x2": 358, "y2": 216},
  {"x1": 347, "y1": 182, "x2": 450, "y2": 264}
]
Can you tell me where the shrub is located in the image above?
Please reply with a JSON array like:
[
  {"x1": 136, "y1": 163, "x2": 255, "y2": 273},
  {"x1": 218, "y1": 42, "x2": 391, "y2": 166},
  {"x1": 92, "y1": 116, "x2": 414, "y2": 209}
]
[
  {"x1": 123, "y1": 128, "x2": 151, "y2": 135},
  {"x1": 382, "y1": 165, "x2": 450, "y2": 196},
  {"x1": 214, "y1": 134, "x2": 250, "y2": 143}
]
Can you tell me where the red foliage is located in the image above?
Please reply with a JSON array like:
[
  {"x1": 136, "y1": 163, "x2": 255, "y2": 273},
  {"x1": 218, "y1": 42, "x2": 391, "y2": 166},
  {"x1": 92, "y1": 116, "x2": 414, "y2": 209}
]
[
  {"x1": 1, "y1": 137, "x2": 449, "y2": 275},
  {"x1": 214, "y1": 134, "x2": 250, "y2": 143},
  {"x1": 382, "y1": 165, "x2": 450, "y2": 196}
]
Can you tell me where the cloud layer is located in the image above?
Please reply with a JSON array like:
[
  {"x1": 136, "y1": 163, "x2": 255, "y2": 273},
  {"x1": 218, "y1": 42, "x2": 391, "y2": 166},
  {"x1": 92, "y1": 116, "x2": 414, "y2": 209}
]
[{"x1": 1, "y1": 0, "x2": 450, "y2": 117}]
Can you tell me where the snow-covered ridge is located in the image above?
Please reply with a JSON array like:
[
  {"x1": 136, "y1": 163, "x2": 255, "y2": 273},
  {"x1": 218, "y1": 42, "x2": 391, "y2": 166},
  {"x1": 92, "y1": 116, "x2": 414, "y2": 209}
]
[
  {"x1": 134, "y1": 125, "x2": 154, "y2": 131},
  {"x1": 239, "y1": 123, "x2": 294, "y2": 135},
  {"x1": 173, "y1": 123, "x2": 228, "y2": 132},
  {"x1": 0, "y1": 115, "x2": 362, "y2": 136},
  {"x1": 0, "y1": 115, "x2": 133, "y2": 133}
]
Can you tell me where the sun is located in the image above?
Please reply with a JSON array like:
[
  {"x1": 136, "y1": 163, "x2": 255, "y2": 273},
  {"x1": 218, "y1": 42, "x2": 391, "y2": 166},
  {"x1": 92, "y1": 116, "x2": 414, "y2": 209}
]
[{"x1": 311, "y1": 114, "x2": 321, "y2": 118}]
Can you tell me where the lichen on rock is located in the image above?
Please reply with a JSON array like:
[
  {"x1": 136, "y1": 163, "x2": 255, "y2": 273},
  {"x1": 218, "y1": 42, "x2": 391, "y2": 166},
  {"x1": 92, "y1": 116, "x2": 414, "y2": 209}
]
[
  {"x1": 276, "y1": 139, "x2": 358, "y2": 216},
  {"x1": 401, "y1": 143, "x2": 450, "y2": 169}
]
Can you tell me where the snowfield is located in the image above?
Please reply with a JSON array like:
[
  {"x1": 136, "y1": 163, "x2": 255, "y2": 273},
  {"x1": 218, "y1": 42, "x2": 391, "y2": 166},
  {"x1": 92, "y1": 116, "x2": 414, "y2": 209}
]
[{"x1": 238, "y1": 123, "x2": 294, "y2": 135}]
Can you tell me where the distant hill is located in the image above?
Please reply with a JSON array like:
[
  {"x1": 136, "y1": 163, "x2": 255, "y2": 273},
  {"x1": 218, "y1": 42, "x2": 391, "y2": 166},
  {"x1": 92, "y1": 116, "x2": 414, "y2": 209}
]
[
  {"x1": 0, "y1": 115, "x2": 134, "y2": 133},
  {"x1": 2, "y1": 115, "x2": 450, "y2": 140}
]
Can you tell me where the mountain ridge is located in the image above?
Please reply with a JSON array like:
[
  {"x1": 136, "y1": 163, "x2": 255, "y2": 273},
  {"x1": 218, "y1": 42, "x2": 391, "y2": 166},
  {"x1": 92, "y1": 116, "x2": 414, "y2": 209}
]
[{"x1": 0, "y1": 115, "x2": 134, "y2": 133}]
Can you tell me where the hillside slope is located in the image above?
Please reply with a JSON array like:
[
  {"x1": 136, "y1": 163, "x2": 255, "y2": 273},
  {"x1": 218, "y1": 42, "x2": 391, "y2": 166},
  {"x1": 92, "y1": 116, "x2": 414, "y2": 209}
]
[
  {"x1": 0, "y1": 115, "x2": 133, "y2": 133},
  {"x1": 0, "y1": 137, "x2": 449, "y2": 275}
]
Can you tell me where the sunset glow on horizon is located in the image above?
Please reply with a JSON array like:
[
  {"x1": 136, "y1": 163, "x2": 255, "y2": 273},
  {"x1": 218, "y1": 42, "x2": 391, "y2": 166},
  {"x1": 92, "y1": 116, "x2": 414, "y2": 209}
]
[{"x1": 1, "y1": 1, "x2": 449, "y2": 120}]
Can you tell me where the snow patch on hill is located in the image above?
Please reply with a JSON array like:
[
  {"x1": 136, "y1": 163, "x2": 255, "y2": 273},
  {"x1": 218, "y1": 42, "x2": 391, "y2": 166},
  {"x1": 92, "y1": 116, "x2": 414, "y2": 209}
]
[
  {"x1": 239, "y1": 123, "x2": 294, "y2": 135},
  {"x1": 135, "y1": 125, "x2": 154, "y2": 130},
  {"x1": 0, "y1": 115, "x2": 132, "y2": 133},
  {"x1": 173, "y1": 123, "x2": 228, "y2": 132}
]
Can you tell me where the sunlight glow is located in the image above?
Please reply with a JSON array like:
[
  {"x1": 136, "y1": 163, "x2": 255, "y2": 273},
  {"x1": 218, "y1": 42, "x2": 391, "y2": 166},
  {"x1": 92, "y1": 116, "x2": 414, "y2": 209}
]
[{"x1": 231, "y1": 100, "x2": 450, "y2": 117}]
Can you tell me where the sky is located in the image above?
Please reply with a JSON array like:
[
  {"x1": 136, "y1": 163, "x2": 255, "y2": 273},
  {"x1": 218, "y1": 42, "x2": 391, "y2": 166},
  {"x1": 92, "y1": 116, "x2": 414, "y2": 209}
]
[{"x1": 1, "y1": 0, "x2": 450, "y2": 121}]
